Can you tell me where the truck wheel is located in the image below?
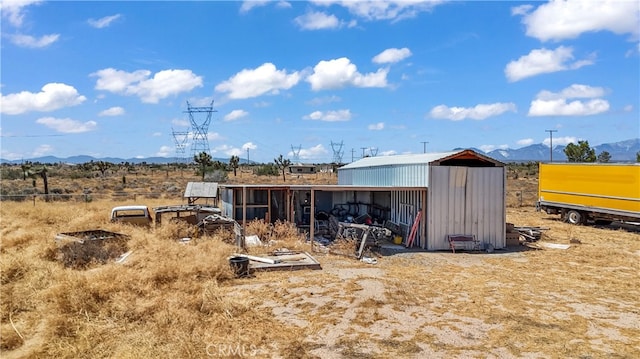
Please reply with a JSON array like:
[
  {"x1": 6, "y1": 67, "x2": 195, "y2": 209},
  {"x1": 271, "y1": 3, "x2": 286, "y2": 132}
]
[{"x1": 566, "y1": 210, "x2": 584, "y2": 225}]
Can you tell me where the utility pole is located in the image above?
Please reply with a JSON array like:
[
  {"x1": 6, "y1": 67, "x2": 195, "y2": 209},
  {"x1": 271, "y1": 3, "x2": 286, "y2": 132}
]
[
  {"x1": 545, "y1": 130, "x2": 557, "y2": 162},
  {"x1": 421, "y1": 141, "x2": 429, "y2": 153},
  {"x1": 361, "y1": 147, "x2": 367, "y2": 158},
  {"x1": 246, "y1": 148, "x2": 250, "y2": 164},
  {"x1": 351, "y1": 148, "x2": 356, "y2": 162}
]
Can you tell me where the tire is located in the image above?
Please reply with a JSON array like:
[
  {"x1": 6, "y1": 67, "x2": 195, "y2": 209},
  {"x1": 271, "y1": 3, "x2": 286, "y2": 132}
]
[{"x1": 566, "y1": 210, "x2": 584, "y2": 225}]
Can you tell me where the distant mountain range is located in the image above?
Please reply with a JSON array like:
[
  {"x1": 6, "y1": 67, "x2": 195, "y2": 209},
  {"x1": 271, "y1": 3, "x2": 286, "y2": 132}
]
[
  {"x1": 484, "y1": 138, "x2": 640, "y2": 162},
  {"x1": 2, "y1": 138, "x2": 638, "y2": 165},
  {"x1": 0, "y1": 155, "x2": 251, "y2": 165}
]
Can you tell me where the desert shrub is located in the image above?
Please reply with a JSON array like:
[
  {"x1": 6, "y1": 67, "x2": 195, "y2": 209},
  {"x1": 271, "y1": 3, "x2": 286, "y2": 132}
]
[
  {"x1": 56, "y1": 235, "x2": 129, "y2": 270},
  {"x1": 254, "y1": 164, "x2": 278, "y2": 176},
  {"x1": 0, "y1": 167, "x2": 23, "y2": 180}
]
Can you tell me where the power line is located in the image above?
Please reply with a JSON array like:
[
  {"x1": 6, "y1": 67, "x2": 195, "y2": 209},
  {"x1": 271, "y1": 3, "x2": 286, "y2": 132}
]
[
  {"x1": 290, "y1": 144, "x2": 302, "y2": 163},
  {"x1": 330, "y1": 140, "x2": 344, "y2": 164},
  {"x1": 185, "y1": 100, "x2": 216, "y2": 159},
  {"x1": 420, "y1": 141, "x2": 429, "y2": 153},
  {"x1": 545, "y1": 129, "x2": 558, "y2": 162}
]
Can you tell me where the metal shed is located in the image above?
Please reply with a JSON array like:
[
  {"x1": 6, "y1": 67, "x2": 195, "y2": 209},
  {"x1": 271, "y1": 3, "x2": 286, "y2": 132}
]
[
  {"x1": 426, "y1": 150, "x2": 506, "y2": 250},
  {"x1": 184, "y1": 182, "x2": 218, "y2": 205},
  {"x1": 338, "y1": 149, "x2": 506, "y2": 250}
]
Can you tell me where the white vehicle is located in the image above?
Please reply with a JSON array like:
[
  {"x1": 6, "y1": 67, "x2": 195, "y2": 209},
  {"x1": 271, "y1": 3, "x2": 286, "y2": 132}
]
[{"x1": 110, "y1": 205, "x2": 153, "y2": 226}]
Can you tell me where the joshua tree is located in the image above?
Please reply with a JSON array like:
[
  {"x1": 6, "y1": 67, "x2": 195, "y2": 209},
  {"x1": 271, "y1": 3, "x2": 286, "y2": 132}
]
[
  {"x1": 194, "y1": 152, "x2": 213, "y2": 180},
  {"x1": 274, "y1": 154, "x2": 292, "y2": 182},
  {"x1": 229, "y1": 155, "x2": 240, "y2": 176},
  {"x1": 23, "y1": 165, "x2": 49, "y2": 199}
]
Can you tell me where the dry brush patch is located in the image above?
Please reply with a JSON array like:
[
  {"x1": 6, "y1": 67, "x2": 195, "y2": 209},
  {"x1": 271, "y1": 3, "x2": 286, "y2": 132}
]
[{"x1": 1, "y1": 175, "x2": 640, "y2": 358}]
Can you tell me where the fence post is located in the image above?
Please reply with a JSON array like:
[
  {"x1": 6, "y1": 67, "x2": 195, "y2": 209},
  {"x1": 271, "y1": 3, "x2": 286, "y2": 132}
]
[
  {"x1": 519, "y1": 191, "x2": 523, "y2": 207},
  {"x1": 33, "y1": 195, "x2": 36, "y2": 207}
]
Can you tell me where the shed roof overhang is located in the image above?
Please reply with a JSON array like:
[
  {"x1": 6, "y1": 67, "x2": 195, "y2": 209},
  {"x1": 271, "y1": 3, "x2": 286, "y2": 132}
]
[{"x1": 429, "y1": 149, "x2": 505, "y2": 167}]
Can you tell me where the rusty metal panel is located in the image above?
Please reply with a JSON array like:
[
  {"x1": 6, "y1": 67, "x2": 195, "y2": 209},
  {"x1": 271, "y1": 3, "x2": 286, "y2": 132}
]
[
  {"x1": 184, "y1": 181, "x2": 218, "y2": 198},
  {"x1": 428, "y1": 166, "x2": 505, "y2": 250}
]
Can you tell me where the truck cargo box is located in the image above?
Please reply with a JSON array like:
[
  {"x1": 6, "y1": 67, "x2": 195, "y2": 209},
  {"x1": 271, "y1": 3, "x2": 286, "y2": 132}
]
[{"x1": 537, "y1": 163, "x2": 640, "y2": 224}]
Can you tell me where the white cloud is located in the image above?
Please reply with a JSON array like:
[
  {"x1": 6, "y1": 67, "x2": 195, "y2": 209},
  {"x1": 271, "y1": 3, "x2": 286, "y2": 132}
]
[
  {"x1": 536, "y1": 84, "x2": 606, "y2": 100},
  {"x1": 242, "y1": 142, "x2": 257, "y2": 151},
  {"x1": 315, "y1": 0, "x2": 443, "y2": 22},
  {"x1": 528, "y1": 84, "x2": 610, "y2": 116},
  {"x1": 224, "y1": 109, "x2": 249, "y2": 122},
  {"x1": 294, "y1": 11, "x2": 341, "y2": 30},
  {"x1": 529, "y1": 99, "x2": 610, "y2": 117},
  {"x1": 306, "y1": 57, "x2": 388, "y2": 90},
  {"x1": 543, "y1": 136, "x2": 578, "y2": 147},
  {"x1": 479, "y1": 144, "x2": 509, "y2": 153},
  {"x1": 91, "y1": 68, "x2": 203, "y2": 103},
  {"x1": 379, "y1": 150, "x2": 397, "y2": 156},
  {"x1": 517, "y1": 138, "x2": 535, "y2": 146},
  {"x1": 32, "y1": 144, "x2": 53, "y2": 157},
  {"x1": 36, "y1": 117, "x2": 97, "y2": 133},
  {"x1": 88, "y1": 14, "x2": 121, "y2": 28},
  {"x1": 516, "y1": 0, "x2": 640, "y2": 42},
  {"x1": 8, "y1": 33, "x2": 59, "y2": 48},
  {"x1": 207, "y1": 132, "x2": 224, "y2": 141},
  {"x1": 505, "y1": 46, "x2": 594, "y2": 82},
  {"x1": 368, "y1": 122, "x2": 384, "y2": 130},
  {"x1": 623, "y1": 104, "x2": 634, "y2": 112},
  {"x1": 152, "y1": 132, "x2": 162, "y2": 137},
  {"x1": 87, "y1": 14, "x2": 122, "y2": 29},
  {"x1": 156, "y1": 145, "x2": 172, "y2": 157},
  {"x1": 299, "y1": 144, "x2": 328, "y2": 159},
  {"x1": 239, "y1": 0, "x2": 269, "y2": 13},
  {"x1": 98, "y1": 106, "x2": 125, "y2": 116},
  {"x1": 429, "y1": 102, "x2": 517, "y2": 121},
  {"x1": 1, "y1": 83, "x2": 86, "y2": 115},
  {"x1": 510, "y1": 4, "x2": 533, "y2": 16},
  {"x1": 307, "y1": 95, "x2": 341, "y2": 106},
  {"x1": 171, "y1": 118, "x2": 190, "y2": 127},
  {"x1": 304, "y1": 109, "x2": 352, "y2": 122},
  {"x1": 240, "y1": 1, "x2": 291, "y2": 13},
  {"x1": 0, "y1": 0, "x2": 43, "y2": 27},
  {"x1": 215, "y1": 63, "x2": 300, "y2": 99},
  {"x1": 372, "y1": 47, "x2": 412, "y2": 64}
]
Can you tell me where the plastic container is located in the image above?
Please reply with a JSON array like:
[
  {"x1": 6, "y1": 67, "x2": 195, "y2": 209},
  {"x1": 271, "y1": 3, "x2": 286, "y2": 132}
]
[
  {"x1": 229, "y1": 256, "x2": 249, "y2": 278},
  {"x1": 393, "y1": 236, "x2": 403, "y2": 245}
]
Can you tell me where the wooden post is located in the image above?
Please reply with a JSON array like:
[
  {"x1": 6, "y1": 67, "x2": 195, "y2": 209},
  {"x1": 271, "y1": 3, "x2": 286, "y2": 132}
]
[{"x1": 310, "y1": 189, "x2": 315, "y2": 252}]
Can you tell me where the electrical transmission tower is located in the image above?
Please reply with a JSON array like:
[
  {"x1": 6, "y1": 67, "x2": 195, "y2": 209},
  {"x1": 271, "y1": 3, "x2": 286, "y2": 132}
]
[
  {"x1": 369, "y1": 147, "x2": 378, "y2": 157},
  {"x1": 185, "y1": 100, "x2": 216, "y2": 159},
  {"x1": 331, "y1": 140, "x2": 344, "y2": 164},
  {"x1": 171, "y1": 128, "x2": 189, "y2": 163},
  {"x1": 291, "y1": 145, "x2": 302, "y2": 163}
]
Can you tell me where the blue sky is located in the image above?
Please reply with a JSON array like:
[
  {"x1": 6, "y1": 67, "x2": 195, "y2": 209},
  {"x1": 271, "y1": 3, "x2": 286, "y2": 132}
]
[{"x1": 1, "y1": 0, "x2": 639, "y2": 163}]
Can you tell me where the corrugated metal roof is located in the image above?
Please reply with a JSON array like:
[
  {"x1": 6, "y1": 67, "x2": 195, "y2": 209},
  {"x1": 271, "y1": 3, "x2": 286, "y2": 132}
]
[
  {"x1": 184, "y1": 182, "x2": 218, "y2": 198},
  {"x1": 339, "y1": 151, "x2": 458, "y2": 170}
]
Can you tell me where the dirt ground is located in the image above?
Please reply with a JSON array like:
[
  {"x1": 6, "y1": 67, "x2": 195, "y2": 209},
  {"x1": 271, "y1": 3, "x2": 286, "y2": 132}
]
[
  {"x1": 1, "y1": 170, "x2": 639, "y2": 358},
  {"x1": 225, "y1": 207, "x2": 640, "y2": 358}
]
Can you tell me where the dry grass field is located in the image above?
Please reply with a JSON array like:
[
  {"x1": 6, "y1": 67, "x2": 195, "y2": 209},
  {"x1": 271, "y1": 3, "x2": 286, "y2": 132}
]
[{"x1": 1, "y1": 167, "x2": 639, "y2": 358}]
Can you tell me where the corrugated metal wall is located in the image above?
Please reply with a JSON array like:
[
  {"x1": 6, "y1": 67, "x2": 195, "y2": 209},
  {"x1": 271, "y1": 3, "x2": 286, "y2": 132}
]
[
  {"x1": 338, "y1": 164, "x2": 429, "y2": 187},
  {"x1": 220, "y1": 188, "x2": 234, "y2": 219},
  {"x1": 427, "y1": 166, "x2": 505, "y2": 250}
]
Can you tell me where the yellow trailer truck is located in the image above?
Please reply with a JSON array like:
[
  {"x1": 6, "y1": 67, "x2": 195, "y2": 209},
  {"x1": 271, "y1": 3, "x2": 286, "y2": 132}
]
[{"x1": 537, "y1": 163, "x2": 640, "y2": 225}]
